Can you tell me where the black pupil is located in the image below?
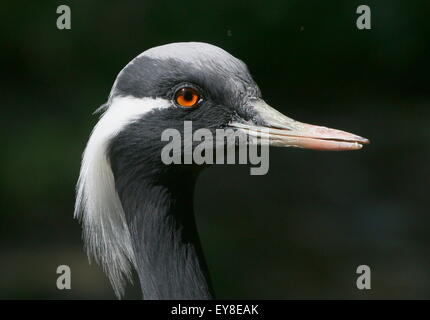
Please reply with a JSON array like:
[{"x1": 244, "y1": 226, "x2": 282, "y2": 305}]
[{"x1": 183, "y1": 89, "x2": 194, "y2": 101}]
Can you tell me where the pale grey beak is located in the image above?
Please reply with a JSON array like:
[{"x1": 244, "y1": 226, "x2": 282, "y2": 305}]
[{"x1": 230, "y1": 99, "x2": 370, "y2": 151}]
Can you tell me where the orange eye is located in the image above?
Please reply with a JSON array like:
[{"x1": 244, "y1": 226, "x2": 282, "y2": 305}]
[{"x1": 175, "y1": 87, "x2": 200, "y2": 108}]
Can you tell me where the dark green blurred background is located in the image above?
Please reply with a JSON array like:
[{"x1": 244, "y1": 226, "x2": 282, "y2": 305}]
[{"x1": 1, "y1": 0, "x2": 429, "y2": 299}]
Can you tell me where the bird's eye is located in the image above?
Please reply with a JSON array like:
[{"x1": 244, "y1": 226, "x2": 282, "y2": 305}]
[{"x1": 175, "y1": 87, "x2": 200, "y2": 108}]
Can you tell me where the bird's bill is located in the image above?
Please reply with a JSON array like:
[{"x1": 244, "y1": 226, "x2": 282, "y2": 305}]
[{"x1": 230, "y1": 99, "x2": 369, "y2": 151}]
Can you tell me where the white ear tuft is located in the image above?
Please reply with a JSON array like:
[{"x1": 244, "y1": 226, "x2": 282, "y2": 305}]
[{"x1": 74, "y1": 96, "x2": 169, "y2": 298}]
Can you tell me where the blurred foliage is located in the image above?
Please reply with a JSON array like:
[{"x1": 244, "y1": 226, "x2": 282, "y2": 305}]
[{"x1": 0, "y1": 0, "x2": 429, "y2": 299}]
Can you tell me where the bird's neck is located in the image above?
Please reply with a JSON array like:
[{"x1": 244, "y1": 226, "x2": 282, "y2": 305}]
[{"x1": 116, "y1": 169, "x2": 213, "y2": 299}]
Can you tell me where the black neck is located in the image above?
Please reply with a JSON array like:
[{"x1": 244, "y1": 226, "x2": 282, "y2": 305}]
[{"x1": 115, "y1": 169, "x2": 213, "y2": 299}]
